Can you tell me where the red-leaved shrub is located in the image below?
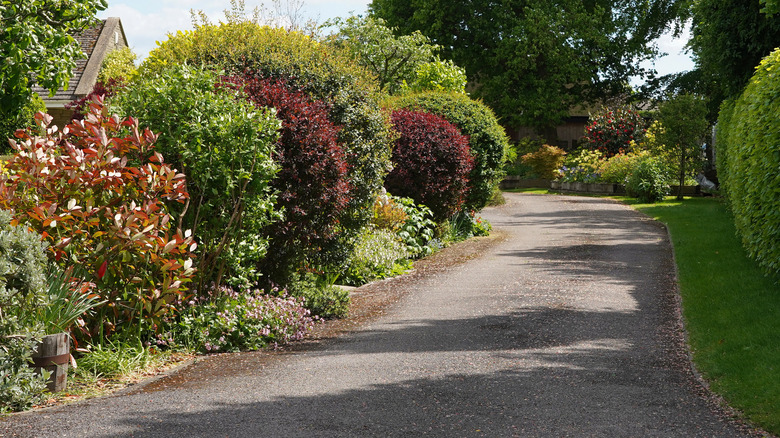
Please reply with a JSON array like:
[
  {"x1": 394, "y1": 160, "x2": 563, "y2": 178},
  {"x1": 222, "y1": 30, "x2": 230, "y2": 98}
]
[
  {"x1": 223, "y1": 76, "x2": 352, "y2": 284},
  {"x1": 385, "y1": 110, "x2": 474, "y2": 220},
  {"x1": 65, "y1": 77, "x2": 127, "y2": 121},
  {"x1": 0, "y1": 97, "x2": 196, "y2": 339}
]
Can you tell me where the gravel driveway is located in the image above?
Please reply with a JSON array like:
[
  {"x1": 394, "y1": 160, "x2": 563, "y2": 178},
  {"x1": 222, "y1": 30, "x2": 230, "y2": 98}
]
[{"x1": 0, "y1": 193, "x2": 757, "y2": 437}]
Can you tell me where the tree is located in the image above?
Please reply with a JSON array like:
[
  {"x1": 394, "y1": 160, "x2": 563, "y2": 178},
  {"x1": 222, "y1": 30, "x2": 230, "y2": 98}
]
[
  {"x1": 761, "y1": 0, "x2": 779, "y2": 15},
  {"x1": 0, "y1": 0, "x2": 107, "y2": 131},
  {"x1": 369, "y1": 0, "x2": 684, "y2": 139},
  {"x1": 687, "y1": 0, "x2": 780, "y2": 111},
  {"x1": 324, "y1": 15, "x2": 439, "y2": 94},
  {"x1": 655, "y1": 94, "x2": 708, "y2": 200}
]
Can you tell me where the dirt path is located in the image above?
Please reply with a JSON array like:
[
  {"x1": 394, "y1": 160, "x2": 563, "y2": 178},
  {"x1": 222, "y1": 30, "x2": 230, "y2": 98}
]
[{"x1": 0, "y1": 193, "x2": 755, "y2": 437}]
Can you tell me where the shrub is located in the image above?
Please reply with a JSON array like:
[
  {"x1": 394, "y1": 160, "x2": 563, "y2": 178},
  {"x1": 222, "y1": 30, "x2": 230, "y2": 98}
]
[
  {"x1": 342, "y1": 228, "x2": 411, "y2": 286},
  {"x1": 109, "y1": 65, "x2": 280, "y2": 290},
  {"x1": 0, "y1": 93, "x2": 45, "y2": 154},
  {"x1": 65, "y1": 77, "x2": 126, "y2": 122},
  {"x1": 0, "y1": 210, "x2": 49, "y2": 412},
  {"x1": 597, "y1": 151, "x2": 650, "y2": 184},
  {"x1": 0, "y1": 103, "x2": 195, "y2": 340},
  {"x1": 283, "y1": 273, "x2": 350, "y2": 319},
  {"x1": 372, "y1": 191, "x2": 409, "y2": 232},
  {"x1": 384, "y1": 194, "x2": 437, "y2": 258},
  {"x1": 385, "y1": 109, "x2": 474, "y2": 221},
  {"x1": 160, "y1": 286, "x2": 316, "y2": 353},
  {"x1": 97, "y1": 46, "x2": 137, "y2": 83},
  {"x1": 582, "y1": 106, "x2": 646, "y2": 157},
  {"x1": 520, "y1": 145, "x2": 567, "y2": 180},
  {"x1": 389, "y1": 91, "x2": 509, "y2": 211},
  {"x1": 715, "y1": 48, "x2": 780, "y2": 276},
  {"x1": 558, "y1": 148, "x2": 604, "y2": 182},
  {"x1": 504, "y1": 137, "x2": 545, "y2": 177},
  {"x1": 625, "y1": 156, "x2": 670, "y2": 203},
  {"x1": 144, "y1": 23, "x2": 394, "y2": 257},
  {"x1": 222, "y1": 76, "x2": 352, "y2": 285}
]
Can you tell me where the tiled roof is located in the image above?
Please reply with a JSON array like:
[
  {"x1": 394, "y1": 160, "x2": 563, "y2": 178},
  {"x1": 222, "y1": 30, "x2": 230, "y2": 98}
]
[{"x1": 31, "y1": 20, "x2": 106, "y2": 104}]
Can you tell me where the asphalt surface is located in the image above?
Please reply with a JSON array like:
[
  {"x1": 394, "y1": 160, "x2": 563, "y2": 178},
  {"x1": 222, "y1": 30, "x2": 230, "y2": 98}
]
[{"x1": 0, "y1": 193, "x2": 755, "y2": 437}]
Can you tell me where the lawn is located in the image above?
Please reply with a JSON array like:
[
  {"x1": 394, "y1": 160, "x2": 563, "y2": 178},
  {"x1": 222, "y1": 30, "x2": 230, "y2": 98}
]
[{"x1": 626, "y1": 196, "x2": 780, "y2": 434}]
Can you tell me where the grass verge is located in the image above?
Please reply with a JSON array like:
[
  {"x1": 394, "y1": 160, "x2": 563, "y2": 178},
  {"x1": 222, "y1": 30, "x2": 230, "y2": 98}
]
[{"x1": 625, "y1": 196, "x2": 779, "y2": 433}]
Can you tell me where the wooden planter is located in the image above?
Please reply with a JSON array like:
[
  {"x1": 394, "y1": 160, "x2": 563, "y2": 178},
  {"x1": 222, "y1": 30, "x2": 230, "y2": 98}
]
[{"x1": 31, "y1": 332, "x2": 70, "y2": 392}]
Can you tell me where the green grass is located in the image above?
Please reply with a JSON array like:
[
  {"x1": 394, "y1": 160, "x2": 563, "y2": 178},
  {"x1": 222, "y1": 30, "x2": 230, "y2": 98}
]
[
  {"x1": 628, "y1": 196, "x2": 780, "y2": 433},
  {"x1": 503, "y1": 187, "x2": 552, "y2": 195}
]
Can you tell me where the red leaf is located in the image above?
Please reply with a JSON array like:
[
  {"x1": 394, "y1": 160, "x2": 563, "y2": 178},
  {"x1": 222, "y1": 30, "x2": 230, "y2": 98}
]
[{"x1": 97, "y1": 260, "x2": 108, "y2": 280}]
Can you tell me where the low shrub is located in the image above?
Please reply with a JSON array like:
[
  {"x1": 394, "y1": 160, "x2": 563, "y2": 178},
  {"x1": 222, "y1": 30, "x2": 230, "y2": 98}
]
[
  {"x1": 389, "y1": 91, "x2": 509, "y2": 211},
  {"x1": 504, "y1": 137, "x2": 544, "y2": 177},
  {"x1": 597, "y1": 151, "x2": 650, "y2": 184},
  {"x1": 558, "y1": 148, "x2": 604, "y2": 182},
  {"x1": 625, "y1": 156, "x2": 670, "y2": 203},
  {"x1": 0, "y1": 210, "x2": 49, "y2": 412},
  {"x1": 385, "y1": 109, "x2": 474, "y2": 221},
  {"x1": 342, "y1": 228, "x2": 411, "y2": 286},
  {"x1": 65, "y1": 77, "x2": 126, "y2": 121},
  {"x1": 582, "y1": 106, "x2": 646, "y2": 157},
  {"x1": 160, "y1": 286, "x2": 317, "y2": 353},
  {"x1": 716, "y1": 48, "x2": 780, "y2": 275},
  {"x1": 283, "y1": 273, "x2": 350, "y2": 319},
  {"x1": 520, "y1": 144, "x2": 567, "y2": 180},
  {"x1": 391, "y1": 195, "x2": 437, "y2": 258},
  {"x1": 0, "y1": 102, "x2": 195, "y2": 340},
  {"x1": 448, "y1": 211, "x2": 492, "y2": 241}
]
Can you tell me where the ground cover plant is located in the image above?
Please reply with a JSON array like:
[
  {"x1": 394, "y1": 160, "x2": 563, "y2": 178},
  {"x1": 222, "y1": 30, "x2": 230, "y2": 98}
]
[{"x1": 628, "y1": 197, "x2": 780, "y2": 434}]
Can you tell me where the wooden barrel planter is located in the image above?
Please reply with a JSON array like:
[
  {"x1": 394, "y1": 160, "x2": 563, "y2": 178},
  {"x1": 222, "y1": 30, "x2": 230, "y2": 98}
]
[{"x1": 31, "y1": 332, "x2": 70, "y2": 392}]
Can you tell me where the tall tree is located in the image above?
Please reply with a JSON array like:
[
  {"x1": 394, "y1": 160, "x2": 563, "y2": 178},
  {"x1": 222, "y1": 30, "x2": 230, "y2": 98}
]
[
  {"x1": 369, "y1": 0, "x2": 684, "y2": 139},
  {"x1": 687, "y1": 0, "x2": 780, "y2": 110},
  {"x1": 0, "y1": 0, "x2": 106, "y2": 136}
]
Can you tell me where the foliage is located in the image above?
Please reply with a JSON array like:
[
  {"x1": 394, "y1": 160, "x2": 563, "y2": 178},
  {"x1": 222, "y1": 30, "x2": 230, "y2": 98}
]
[
  {"x1": 378, "y1": 193, "x2": 436, "y2": 258},
  {"x1": 520, "y1": 145, "x2": 567, "y2": 180},
  {"x1": 159, "y1": 286, "x2": 316, "y2": 353},
  {"x1": 74, "y1": 340, "x2": 160, "y2": 379},
  {"x1": 582, "y1": 107, "x2": 646, "y2": 157},
  {"x1": 109, "y1": 65, "x2": 280, "y2": 290},
  {"x1": 0, "y1": 0, "x2": 106, "y2": 114},
  {"x1": 762, "y1": 0, "x2": 780, "y2": 15},
  {"x1": 370, "y1": 0, "x2": 685, "y2": 134},
  {"x1": 0, "y1": 210, "x2": 49, "y2": 412},
  {"x1": 0, "y1": 102, "x2": 195, "y2": 340},
  {"x1": 504, "y1": 137, "x2": 544, "y2": 177},
  {"x1": 97, "y1": 47, "x2": 137, "y2": 83},
  {"x1": 324, "y1": 15, "x2": 439, "y2": 94},
  {"x1": 0, "y1": 93, "x2": 46, "y2": 154},
  {"x1": 625, "y1": 156, "x2": 670, "y2": 203},
  {"x1": 655, "y1": 94, "x2": 708, "y2": 199},
  {"x1": 401, "y1": 57, "x2": 467, "y2": 94},
  {"x1": 388, "y1": 91, "x2": 509, "y2": 211},
  {"x1": 385, "y1": 109, "x2": 474, "y2": 221},
  {"x1": 688, "y1": 0, "x2": 780, "y2": 111},
  {"x1": 144, "y1": 20, "x2": 394, "y2": 278},
  {"x1": 65, "y1": 78, "x2": 126, "y2": 122},
  {"x1": 557, "y1": 148, "x2": 604, "y2": 183},
  {"x1": 223, "y1": 76, "x2": 351, "y2": 286},
  {"x1": 597, "y1": 150, "x2": 650, "y2": 184},
  {"x1": 715, "y1": 48, "x2": 780, "y2": 276},
  {"x1": 447, "y1": 210, "x2": 492, "y2": 241},
  {"x1": 283, "y1": 273, "x2": 350, "y2": 319},
  {"x1": 33, "y1": 267, "x2": 103, "y2": 335},
  {"x1": 342, "y1": 227, "x2": 411, "y2": 286}
]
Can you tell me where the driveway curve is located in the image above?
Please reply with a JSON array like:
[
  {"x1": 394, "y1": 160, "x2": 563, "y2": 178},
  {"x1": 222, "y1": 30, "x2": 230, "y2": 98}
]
[{"x1": 0, "y1": 193, "x2": 754, "y2": 437}]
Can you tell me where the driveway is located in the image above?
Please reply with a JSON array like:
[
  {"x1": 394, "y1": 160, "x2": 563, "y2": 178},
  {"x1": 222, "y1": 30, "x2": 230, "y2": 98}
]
[{"x1": 0, "y1": 193, "x2": 753, "y2": 437}]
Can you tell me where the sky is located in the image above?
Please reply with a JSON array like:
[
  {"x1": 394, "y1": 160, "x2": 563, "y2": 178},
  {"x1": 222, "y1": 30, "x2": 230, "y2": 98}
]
[{"x1": 98, "y1": 0, "x2": 695, "y2": 83}]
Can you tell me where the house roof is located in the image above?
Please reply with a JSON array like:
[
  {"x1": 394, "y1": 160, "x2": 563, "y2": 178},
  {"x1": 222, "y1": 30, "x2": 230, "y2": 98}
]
[{"x1": 33, "y1": 17, "x2": 128, "y2": 108}]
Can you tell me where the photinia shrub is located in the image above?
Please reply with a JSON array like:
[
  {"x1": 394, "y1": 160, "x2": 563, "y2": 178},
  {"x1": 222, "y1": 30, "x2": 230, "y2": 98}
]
[
  {"x1": 386, "y1": 109, "x2": 474, "y2": 221},
  {"x1": 65, "y1": 77, "x2": 126, "y2": 121},
  {"x1": 0, "y1": 98, "x2": 196, "y2": 339},
  {"x1": 582, "y1": 107, "x2": 646, "y2": 157},
  {"x1": 224, "y1": 76, "x2": 352, "y2": 285}
]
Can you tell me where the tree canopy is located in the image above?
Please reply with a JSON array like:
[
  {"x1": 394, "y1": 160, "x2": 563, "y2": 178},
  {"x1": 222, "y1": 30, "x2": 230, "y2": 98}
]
[
  {"x1": 369, "y1": 0, "x2": 684, "y2": 137},
  {"x1": 0, "y1": 0, "x2": 106, "y2": 111}
]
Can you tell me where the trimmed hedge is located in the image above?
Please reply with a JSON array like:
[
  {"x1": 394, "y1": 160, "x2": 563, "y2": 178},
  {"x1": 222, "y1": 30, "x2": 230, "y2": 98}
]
[
  {"x1": 386, "y1": 109, "x2": 474, "y2": 220},
  {"x1": 716, "y1": 48, "x2": 780, "y2": 276},
  {"x1": 388, "y1": 91, "x2": 509, "y2": 211},
  {"x1": 144, "y1": 23, "x2": 394, "y2": 278}
]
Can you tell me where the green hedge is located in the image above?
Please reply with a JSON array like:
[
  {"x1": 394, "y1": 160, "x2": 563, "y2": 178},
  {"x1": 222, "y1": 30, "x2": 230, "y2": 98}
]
[
  {"x1": 716, "y1": 48, "x2": 780, "y2": 276},
  {"x1": 388, "y1": 91, "x2": 509, "y2": 212}
]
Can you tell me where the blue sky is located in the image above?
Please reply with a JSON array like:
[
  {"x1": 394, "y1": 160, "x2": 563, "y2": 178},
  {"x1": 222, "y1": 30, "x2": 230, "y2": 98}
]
[{"x1": 99, "y1": 0, "x2": 695, "y2": 83}]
